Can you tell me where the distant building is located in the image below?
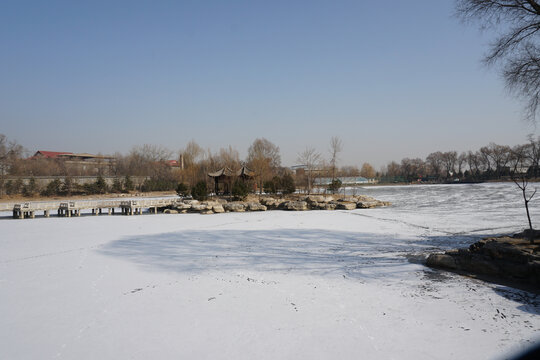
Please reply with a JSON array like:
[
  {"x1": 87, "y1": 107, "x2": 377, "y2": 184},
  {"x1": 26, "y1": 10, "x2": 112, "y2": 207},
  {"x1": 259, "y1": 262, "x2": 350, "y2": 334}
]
[
  {"x1": 30, "y1": 150, "x2": 115, "y2": 175},
  {"x1": 314, "y1": 176, "x2": 377, "y2": 186}
]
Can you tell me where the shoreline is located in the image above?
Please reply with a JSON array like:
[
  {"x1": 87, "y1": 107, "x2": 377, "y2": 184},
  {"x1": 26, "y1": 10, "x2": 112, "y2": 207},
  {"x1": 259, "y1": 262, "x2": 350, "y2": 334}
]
[{"x1": 426, "y1": 235, "x2": 540, "y2": 294}]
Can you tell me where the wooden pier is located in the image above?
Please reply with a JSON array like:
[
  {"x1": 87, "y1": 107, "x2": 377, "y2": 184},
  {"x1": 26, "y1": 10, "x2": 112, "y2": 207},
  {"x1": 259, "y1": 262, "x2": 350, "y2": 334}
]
[{"x1": 9, "y1": 197, "x2": 179, "y2": 219}]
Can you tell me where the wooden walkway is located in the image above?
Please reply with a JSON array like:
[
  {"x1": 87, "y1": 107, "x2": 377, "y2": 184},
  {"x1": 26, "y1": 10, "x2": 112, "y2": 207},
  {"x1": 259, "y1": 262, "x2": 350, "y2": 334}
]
[{"x1": 9, "y1": 197, "x2": 180, "y2": 219}]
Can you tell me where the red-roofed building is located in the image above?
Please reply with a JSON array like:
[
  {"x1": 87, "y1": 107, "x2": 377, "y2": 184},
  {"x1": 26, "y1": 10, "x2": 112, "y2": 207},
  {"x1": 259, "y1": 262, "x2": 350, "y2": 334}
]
[
  {"x1": 166, "y1": 160, "x2": 179, "y2": 168},
  {"x1": 32, "y1": 151, "x2": 73, "y2": 159}
]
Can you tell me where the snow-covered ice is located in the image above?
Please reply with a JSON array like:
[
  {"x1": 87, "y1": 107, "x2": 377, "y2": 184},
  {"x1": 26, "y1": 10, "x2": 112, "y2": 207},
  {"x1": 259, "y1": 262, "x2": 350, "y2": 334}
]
[{"x1": 1, "y1": 183, "x2": 539, "y2": 359}]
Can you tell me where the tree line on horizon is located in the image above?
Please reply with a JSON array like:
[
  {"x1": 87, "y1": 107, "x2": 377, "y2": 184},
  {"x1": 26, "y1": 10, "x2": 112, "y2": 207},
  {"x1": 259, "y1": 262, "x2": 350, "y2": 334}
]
[
  {"x1": 0, "y1": 134, "x2": 353, "y2": 198},
  {"x1": 2, "y1": 133, "x2": 540, "y2": 198},
  {"x1": 379, "y1": 137, "x2": 540, "y2": 183}
]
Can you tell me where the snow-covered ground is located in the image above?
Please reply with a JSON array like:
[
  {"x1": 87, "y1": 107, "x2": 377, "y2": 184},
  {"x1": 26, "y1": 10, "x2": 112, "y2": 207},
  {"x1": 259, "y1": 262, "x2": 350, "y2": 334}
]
[{"x1": 1, "y1": 183, "x2": 539, "y2": 359}]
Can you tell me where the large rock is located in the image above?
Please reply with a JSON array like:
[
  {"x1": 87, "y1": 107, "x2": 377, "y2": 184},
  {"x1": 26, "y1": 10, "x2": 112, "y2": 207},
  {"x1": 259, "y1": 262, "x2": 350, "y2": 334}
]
[
  {"x1": 427, "y1": 236, "x2": 540, "y2": 287},
  {"x1": 260, "y1": 197, "x2": 283, "y2": 209},
  {"x1": 306, "y1": 195, "x2": 325, "y2": 203},
  {"x1": 426, "y1": 254, "x2": 457, "y2": 269},
  {"x1": 175, "y1": 202, "x2": 193, "y2": 211},
  {"x1": 212, "y1": 205, "x2": 225, "y2": 213},
  {"x1": 190, "y1": 204, "x2": 208, "y2": 212},
  {"x1": 247, "y1": 202, "x2": 267, "y2": 211},
  {"x1": 223, "y1": 202, "x2": 246, "y2": 212},
  {"x1": 163, "y1": 209, "x2": 179, "y2": 214},
  {"x1": 284, "y1": 201, "x2": 308, "y2": 211},
  {"x1": 337, "y1": 202, "x2": 357, "y2": 210}
]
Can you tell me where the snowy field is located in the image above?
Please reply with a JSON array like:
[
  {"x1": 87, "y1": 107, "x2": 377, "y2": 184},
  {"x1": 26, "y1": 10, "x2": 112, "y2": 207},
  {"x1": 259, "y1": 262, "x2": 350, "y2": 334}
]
[{"x1": 1, "y1": 182, "x2": 539, "y2": 359}]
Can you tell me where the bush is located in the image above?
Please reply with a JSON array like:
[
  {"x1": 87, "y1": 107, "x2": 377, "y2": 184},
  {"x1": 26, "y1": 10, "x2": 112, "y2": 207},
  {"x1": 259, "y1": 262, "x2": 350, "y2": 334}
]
[
  {"x1": 141, "y1": 178, "x2": 177, "y2": 192},
  {"x1": 232, "y1": 180, "x2": 248, "y2": 200},
  {"x1": 176, "y1": 182, "x2": 189, "y2": 197},
  {"x1": 62, "y1": 177, "x2": 73, "y2": 196},
  {"x1": 23, "y1": 177, "x2": 38, "y2": 197},
  {"x1": 111, "y1": 178, "x2": 123, "y2": 193},
  {"x1": 124, "y1": 175, "x2": 134, "y2": 192},
  {"x1": 41, "y1": 179, "x2": 62, "y2": 196},
  {"x1": 191, "y1": 180, "x2": 208, "y2": 201},
  {"x1": 95, "y1": 176, "x2": 108, "y2": 194},
  {"x1": 328, "y1": 178, "x2": 342, "y2": 193},
  {"x1": 281, "y1": 174, "x2": 295, "y2": 194},
  {"x1": 263, "y1": 180, "x2": 276, "y2": 194}
]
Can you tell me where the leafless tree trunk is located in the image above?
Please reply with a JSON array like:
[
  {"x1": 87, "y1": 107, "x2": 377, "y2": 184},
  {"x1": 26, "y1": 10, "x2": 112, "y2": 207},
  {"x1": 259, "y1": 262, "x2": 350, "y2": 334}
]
[
  {"x1": 329, "y1": 136, "x2": 342, "y2": 182},
  {"x1": 511, "y1": 145, "x2": 537, "y2": 243},
  {"x1": 297, "y1": 147, "x2": 321, "y2": 194}
]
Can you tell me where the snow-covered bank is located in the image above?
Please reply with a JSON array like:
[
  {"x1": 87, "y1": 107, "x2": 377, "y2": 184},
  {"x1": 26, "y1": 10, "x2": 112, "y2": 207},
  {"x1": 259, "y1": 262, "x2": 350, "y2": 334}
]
[{"x1": 1, "y1": 183, "x2": 539, "y2": 359}]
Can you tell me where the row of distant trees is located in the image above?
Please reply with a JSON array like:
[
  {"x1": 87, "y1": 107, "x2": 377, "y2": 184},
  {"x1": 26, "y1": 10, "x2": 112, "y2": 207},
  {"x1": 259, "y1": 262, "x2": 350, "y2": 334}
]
[
  {"x1": 379, "y1": 137, "x2": 540, "y2": 183},
  {"x1": 0, "y1": 134, "x2": 307, "y2": 197}
]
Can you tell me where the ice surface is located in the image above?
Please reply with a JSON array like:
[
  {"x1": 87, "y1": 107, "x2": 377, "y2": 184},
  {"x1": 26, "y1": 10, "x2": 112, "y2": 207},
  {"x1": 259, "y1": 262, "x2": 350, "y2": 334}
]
[{"x1": 0, "y1": 183, "x2": 539, "y2": 359}]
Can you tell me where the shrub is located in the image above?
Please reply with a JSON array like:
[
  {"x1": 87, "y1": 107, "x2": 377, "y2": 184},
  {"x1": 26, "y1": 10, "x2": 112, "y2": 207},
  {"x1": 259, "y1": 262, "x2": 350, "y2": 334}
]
[
  {"x1": 23, "y1": 177, "x2": 38, "y2": 197},
  {"x1": 95, "y1": 176, "x2": 108, "y2": 194},
  {"x1": 328, "y1": 178, "x2": 342, "y2": 193},
  {"x1": 111, "y1": 178, "x2": 123, "y2": 193},
  {"x1": 232, "y1": 180, "x2": 248, "y2": 200},
  {"x1": 281, "y1": 174, "x2": 296, "y2": 194},
  {"x1": 191, "y1": 180, "x2": 208, "y2": 201},
  {"x1": 62, "y1": 177, "x2": 73, "y2": 195},
  {"x1": 141, "y1": 178, "x2": 177, "y2": 192},
  {"x1": 41, "y1": 179, "x2": 62, "y2": 196},
  {"x1": 176, "y1": 182, "x2": 189, "y2": 197},
  {"x1": 263, "y1": 180, "x2": 276, "y2": 194},
  {"x1": 124, "y1": 175, "x2": 134, "y2": 192}
]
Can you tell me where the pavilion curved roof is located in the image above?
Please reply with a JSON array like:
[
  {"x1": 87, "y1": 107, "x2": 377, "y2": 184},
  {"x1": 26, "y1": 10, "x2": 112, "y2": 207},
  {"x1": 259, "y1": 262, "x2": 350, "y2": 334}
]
[{"x1": 208, "y1": 166, "x2": 255, "y2": 178}]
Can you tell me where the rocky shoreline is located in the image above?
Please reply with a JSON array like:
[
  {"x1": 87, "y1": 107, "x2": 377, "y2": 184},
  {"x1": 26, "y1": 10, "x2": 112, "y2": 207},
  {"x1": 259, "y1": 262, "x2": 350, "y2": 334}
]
[
  {"x1": 163, "y1": 194, "x2": 390, "y2": 215},
  {"x1": 426, "y1": 234, "x2": 540, "y2": 293}
]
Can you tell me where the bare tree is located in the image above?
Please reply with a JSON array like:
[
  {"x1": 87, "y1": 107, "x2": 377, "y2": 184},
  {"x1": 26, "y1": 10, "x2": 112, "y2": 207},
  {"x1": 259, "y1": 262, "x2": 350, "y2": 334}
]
[
  {"x1": 457, "y1": 0, "x2": 540, "y2": 121},
  {"x1": 457, "y1": 152, "x2": 468, "y2": 177},
  {"x1": 511, "y1": 144, "x2": 537, "y2": 243},
  {"x1": 247, "y1": 138, "x2": 281, "y2": 194},
  {"x1": 181, "y1": 140, "x2": 205, "y2": 186},
  {"x1": 329, "y1": 136, "x2": 343, "y2": 181},
  {"x1": 360, "y1": 163, "x2": 376, "y2": 179},
  {"x1": 0, "y1": 134, "x2": 24, "y2": 197},
  {"x1": 441, "y1": 151, "x2": 458, "y2": 178},
  {"x1": 297, "y1": 147, "x2": 321, "y2": 194},
  {"x1": 426, "y1": 151, "x2": 444, "y2": 179}
]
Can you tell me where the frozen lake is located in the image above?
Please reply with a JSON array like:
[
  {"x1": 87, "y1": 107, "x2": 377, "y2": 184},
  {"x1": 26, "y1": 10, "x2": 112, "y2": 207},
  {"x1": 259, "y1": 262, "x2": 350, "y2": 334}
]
[{"x1": 1, "y1": 183, "x2": 539, "y2": 359}]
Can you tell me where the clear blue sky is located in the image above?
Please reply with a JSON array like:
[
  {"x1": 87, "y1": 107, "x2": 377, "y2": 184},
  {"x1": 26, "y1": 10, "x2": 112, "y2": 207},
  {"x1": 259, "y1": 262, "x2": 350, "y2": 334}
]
[{"x1": 0, "y1": 0, "x2": 535, "y2": 169}]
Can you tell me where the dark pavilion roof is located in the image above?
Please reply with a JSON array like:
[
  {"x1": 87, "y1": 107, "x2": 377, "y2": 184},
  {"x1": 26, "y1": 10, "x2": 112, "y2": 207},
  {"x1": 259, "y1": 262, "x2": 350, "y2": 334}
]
[{"x1": 208, "y1": 166, "x2": 255, "y2": 178}]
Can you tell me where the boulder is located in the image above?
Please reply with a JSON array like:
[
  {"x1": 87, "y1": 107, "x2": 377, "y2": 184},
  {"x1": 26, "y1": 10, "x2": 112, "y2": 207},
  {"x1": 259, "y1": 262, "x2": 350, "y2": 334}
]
[
  {"x1": 357, "y1": 201, "x2": 378, "y2": 209},
  {"x1": 247, "y1": 202, "x2": 267, "y2": 211},
  {"x1": 284, "y1": 201, "x2": 308, "y2": 211},
  {"x1": 163, "y1": 209, "x2": 179, "y2": 214},
  {"x1": 337, "y1": 202, "x2": 357, "y2": 210},
  {"x1": 260, "y1": 197, "x2": 283, "y2": 209},
  {"x1": 212, "y1": 205, "x2": 225, "y2": 213},
  {"x1": 175, "y1": 202, "x2": 192, "y2": 210},
  {"x1": 426, "y1": 254, "x2": 457, "y2": 269},
  {"x1": 306, "y1": 195, "x2": 325, "y2": 203},
  {"x1": 223, "y1": 203, "x2": 246, "y2": 212},
  {"x1": 324, "y1": 203, "x2": 337, "y2": 210},
  {"x1": 190, "y1": 204, "x2": 208, "y2": 212}
]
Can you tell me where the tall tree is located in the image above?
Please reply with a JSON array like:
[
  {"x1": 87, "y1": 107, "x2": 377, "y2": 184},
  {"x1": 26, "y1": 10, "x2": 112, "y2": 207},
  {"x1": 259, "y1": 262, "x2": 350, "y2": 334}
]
[
  {"x1": 297, "y1": 147, "x2": 321, "y2": 194},
  {"x1": 457, "y1": 0, "x2": 540, "y2": 121},
  {"x1": 0, "y1": 134, "x2": 24, "y2": 197},
  {"x1": 247, "y1": 138, "x2": 281, "y2": 194},
  {"x1": 181, "y1": 140, "x2": 205, "y2": 186},
  {"x1": 329, "y1": 136, "x2": 343, "y2": 182},
  {"x1": 360, "y1": 163, "x2": 376, "y2": 179}
]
